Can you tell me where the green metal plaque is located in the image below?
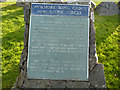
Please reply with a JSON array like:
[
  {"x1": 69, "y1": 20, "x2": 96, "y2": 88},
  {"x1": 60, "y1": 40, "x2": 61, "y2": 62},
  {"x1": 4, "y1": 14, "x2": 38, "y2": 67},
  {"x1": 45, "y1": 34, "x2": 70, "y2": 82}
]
[{"x1": 27, "y1": 3, "x2": 89, "y2": 81}]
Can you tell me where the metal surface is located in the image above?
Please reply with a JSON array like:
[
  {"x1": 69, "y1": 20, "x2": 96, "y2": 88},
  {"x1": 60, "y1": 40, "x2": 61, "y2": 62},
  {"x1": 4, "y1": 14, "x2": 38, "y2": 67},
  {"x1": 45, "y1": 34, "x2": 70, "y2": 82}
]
[{"x1": 27, "y1": 3, "x2": 89, "y2": 81}]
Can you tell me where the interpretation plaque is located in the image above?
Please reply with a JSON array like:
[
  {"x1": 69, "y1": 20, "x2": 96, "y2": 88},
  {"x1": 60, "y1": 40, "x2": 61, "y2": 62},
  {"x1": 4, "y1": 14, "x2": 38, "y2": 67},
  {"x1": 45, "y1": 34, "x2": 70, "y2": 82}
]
[{"x1": 27, "y1": 3, "x2": 89, "y2": 81}]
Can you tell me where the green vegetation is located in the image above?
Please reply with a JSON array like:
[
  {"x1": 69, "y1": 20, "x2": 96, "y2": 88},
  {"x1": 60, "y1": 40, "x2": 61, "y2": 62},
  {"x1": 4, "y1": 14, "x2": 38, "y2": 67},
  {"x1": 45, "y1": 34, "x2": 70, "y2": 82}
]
[
  {"x1": 1, "y1": 1, "x2": 120, "y2": 89},
  {"x1": 94, "y1": 13, "x2": 120, "y2": 88},
  {"x1": 1, "y1": 2, "x2": 25, "y2": 88}
]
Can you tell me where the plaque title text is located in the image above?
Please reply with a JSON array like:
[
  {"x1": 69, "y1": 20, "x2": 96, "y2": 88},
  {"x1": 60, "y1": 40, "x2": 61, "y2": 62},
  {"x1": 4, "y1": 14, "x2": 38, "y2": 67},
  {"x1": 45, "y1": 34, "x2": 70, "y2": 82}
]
[{"x1": 32, "y1": 4, "x2": 89, "y2": 16}]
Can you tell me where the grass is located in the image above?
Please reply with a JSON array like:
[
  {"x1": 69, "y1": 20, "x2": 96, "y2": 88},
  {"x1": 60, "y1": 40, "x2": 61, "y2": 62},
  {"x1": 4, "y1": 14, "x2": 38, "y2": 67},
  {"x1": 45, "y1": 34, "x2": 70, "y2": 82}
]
[
  {"x1": 94, "y1": 13, "x2": 120, "y2": 88},
  {"x1": 1, "y1": 1, "x2": 120, "y2": 89},
  {"x1": 1, "y1": 2, "x2": 25, "y2": 88}
]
